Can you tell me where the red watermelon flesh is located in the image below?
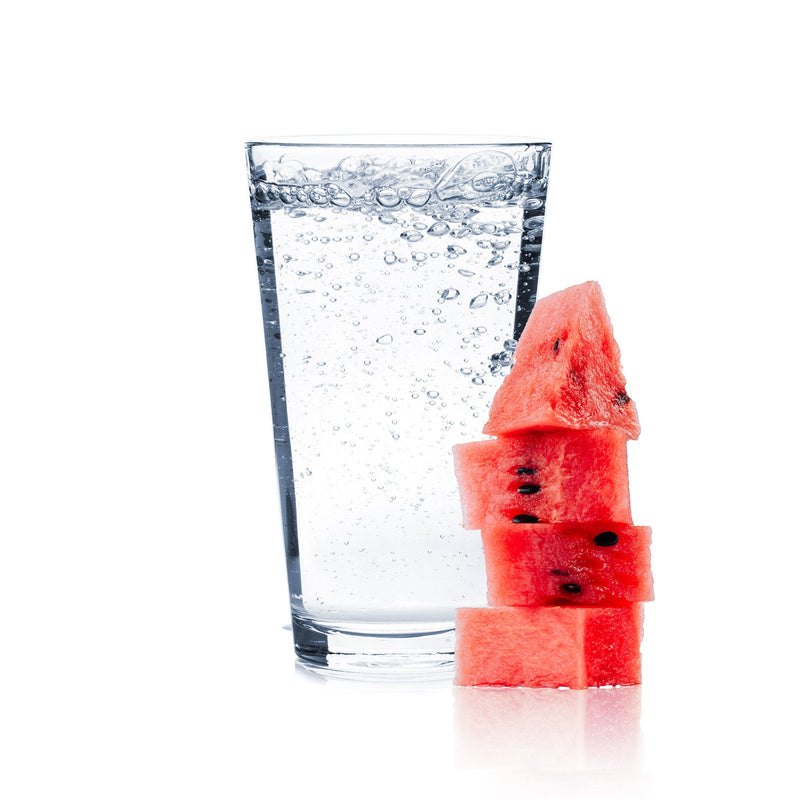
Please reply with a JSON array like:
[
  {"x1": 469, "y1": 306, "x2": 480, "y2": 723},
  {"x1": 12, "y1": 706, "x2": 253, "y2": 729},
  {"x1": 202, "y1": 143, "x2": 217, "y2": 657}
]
[
  {"x1": 452, "y1": 429, "x2": 631, "y2": 529},
  {"x1": 483, "y1": 281, "x2": 641, "y2": 440},
  {"x1": 455, "y1": 605, "x2": 643, "y2": 689},
  {"x1": 481, "y1": 522, "x2": 653, "y2": 607}
]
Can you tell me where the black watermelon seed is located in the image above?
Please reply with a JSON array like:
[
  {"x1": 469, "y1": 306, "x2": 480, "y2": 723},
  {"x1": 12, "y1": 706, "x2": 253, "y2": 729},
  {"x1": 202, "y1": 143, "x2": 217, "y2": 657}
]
[
  {"x1": 512, "y1": 514, "x2": 539, "y2": 523},
  {"x1": 553, "y1": 339, "x2": 560, "y2": 353},
  {"x1": 593, "y1": 530, "x2": 619, "y2": 547},
  {"x1": 515, "y1": 467, "x2": 537, "y2": 476},
  {"x1": 517, "y1": 484, "x2": 541, "y2": 495},
  {"x1": 614, "y1": 390, "x2": 631, "y2": 406},
  {"x1": 561, "y1": 583, "x2": 581, "y2": 594},
  {"x1": 551, "y1": 569, "x2": 569, "y2": 576}
]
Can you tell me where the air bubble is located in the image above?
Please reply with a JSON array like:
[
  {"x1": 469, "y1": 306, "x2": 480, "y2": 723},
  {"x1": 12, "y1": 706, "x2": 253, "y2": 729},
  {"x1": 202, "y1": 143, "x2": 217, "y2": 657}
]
[
  {"x1": 440, "y1": 288, "x2": 460, "y2": 300},
  {"x1": 326, "y1": 184, "x2": 352, "y2": 207},
  {"x1": 471, "y1": 171, "x2": 502, "y2": 193},
  {"x1": 406, "y1": 188, "x2": 431, "y2": 207},
  {"x1": 296, "y1": 289, "x2": 315, "y2": 294},
  {"x1": 376, "y1": 334, "x2": 393, "y2": 345},
  {"x1": 494, "y1": 290, "x2": 512, "y2": 305},
  {"x1": 523, "y1": 215, "x2": 545, "y2": 232},
  {"x1": 458, "y1": 269, "x2": 475, "y2": 277},
  {"x1": 307, "y1": 187, "x2": 328, "y2": 205},
  {"x1": 376, "y1": 187, "x2": 401, "y2": 207},
  {"x1": 414, "y1": 328, "x2": 426, "y2": 335},
  {"x1": 348, "y1": 253, "x2": 360, "y2": 261},
  {"x1": 384, "y1": 252, "x2": 397, "y2": 265},
  {"x1": 427, "y1": 222, "x2": 450, "y2": 236},
  {"x1": 522, "y1": 198, "x2": 544, "y2": 210},
  {"x1": 471, "y1": 376, "x2": 485, "y2": 385},
  {"x1": 401, "y1": 231, "x2": 424, "y2": 243},
  {"x1": 489, "y1": 350, "x2": 513, "y2": 373},
  {"x1": 469, "y1": 293, "x2": 488, "y2": 309},
  {"x1": 412, "y1": 252, "x2": 428, "y2": 262},
  {"x1": 446, "y1": 245, "x2": 466, "y2": 258}
]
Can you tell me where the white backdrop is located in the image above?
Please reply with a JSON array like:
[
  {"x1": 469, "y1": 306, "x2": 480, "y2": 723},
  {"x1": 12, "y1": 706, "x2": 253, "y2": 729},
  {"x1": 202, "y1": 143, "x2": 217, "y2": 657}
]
[{"x1": 2, "y1": 2, "x2": 798, "y2": 798}]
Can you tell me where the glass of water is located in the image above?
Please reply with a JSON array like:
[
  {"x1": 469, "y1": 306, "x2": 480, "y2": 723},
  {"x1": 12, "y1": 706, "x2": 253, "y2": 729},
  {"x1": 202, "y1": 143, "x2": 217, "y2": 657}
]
[{"x1": 245, "y1": 137, "x2": 551, "y2": 677}]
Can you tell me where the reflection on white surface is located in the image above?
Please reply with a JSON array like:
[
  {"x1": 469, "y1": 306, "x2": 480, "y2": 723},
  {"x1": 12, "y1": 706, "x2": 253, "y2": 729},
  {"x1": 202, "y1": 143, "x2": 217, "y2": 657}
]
[
  {"x1": 294, "y1": 659, "x2": 454, "y2": 692},
  {"x1": 455, "y1": 685, "x2": 652, "y2": 797}
]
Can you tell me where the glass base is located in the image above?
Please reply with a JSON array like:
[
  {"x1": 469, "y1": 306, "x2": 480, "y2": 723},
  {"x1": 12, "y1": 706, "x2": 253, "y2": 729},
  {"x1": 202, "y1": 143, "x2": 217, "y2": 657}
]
[{"x1": 292, "y1": 613, "x2": 456, "y2": 680}]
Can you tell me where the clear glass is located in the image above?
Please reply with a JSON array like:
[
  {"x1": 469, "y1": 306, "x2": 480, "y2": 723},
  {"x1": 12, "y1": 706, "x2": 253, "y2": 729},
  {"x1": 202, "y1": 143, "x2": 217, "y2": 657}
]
[{"x1": 245, "y1": 138, "x2": 551, "y2": 677}]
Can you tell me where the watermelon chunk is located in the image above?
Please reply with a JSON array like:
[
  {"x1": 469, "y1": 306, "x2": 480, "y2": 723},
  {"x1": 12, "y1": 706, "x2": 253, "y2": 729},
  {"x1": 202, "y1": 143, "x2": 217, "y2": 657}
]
[
  {"x1": 481, "y1": 522, "x2": 653, "y2": 607},
  {"x1": 452, "y1": 429, "x2": 631, "y2": 529},
  {"x1": 483, "y1": 281, "x2": 640, "y2": 440},
  {"x1": 454, "y1": 605, "x2": 643, "y2": 688}
]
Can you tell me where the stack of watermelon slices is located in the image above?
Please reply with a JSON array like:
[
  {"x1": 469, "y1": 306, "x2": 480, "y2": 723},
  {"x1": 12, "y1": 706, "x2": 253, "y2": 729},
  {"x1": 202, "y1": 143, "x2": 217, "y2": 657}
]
[{"x1": 453, "y1": 281, "x2": 653, "y2": 688}]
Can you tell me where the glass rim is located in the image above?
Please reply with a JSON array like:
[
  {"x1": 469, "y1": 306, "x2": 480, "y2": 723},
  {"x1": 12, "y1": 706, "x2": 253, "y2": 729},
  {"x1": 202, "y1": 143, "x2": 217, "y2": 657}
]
[{"x1": 245, "y1": 134, "x2": 551, "y2": 148}]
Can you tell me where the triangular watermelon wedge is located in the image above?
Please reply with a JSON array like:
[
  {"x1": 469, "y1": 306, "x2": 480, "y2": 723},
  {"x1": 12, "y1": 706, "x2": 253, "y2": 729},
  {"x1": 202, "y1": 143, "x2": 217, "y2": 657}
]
[{"x1": 484, "y1": 281, "x2": 641, "y2": 439}]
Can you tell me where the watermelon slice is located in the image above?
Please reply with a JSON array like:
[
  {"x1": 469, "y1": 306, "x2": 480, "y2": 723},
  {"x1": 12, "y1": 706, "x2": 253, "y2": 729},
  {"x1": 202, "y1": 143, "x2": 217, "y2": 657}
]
[
  {"x1": 483, "y1": 281, "x2": 640, "y2": 440},
  {"x1": 452, "y1": 429, "x2": 631, "y2": 529},
  {"x1": 454, "y1": 605, "x2": 643, "y2": 688},
  {"x1": 481, "y1": 522, "x2": 653, "y2": 607}
]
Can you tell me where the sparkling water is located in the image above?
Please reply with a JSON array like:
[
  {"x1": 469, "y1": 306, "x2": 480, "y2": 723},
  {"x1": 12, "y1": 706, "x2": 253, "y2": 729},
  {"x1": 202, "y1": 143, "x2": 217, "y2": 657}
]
[{"x1": 246, "y1": 141, "x2": 550, "y2": 670}]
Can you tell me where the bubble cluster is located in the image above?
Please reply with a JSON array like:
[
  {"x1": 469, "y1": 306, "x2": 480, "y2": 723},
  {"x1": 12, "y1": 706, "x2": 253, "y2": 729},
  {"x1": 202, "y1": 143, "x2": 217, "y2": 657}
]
[{"x1": 249, "y1": 146, "x2": 550, "y2": 217}]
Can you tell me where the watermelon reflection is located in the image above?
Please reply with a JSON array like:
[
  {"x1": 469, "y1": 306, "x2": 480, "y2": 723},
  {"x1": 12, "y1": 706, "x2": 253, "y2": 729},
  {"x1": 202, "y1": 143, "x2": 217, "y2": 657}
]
[{"x1": 454, "y1": 684, "x2": 643, "y2": 772}]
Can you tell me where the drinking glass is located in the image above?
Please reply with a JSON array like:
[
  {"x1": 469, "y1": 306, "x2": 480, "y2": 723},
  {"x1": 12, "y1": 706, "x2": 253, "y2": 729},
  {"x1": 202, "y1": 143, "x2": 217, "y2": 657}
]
[{"x1": 245, "y1": 137, "x2": 550, "y2": 676}]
